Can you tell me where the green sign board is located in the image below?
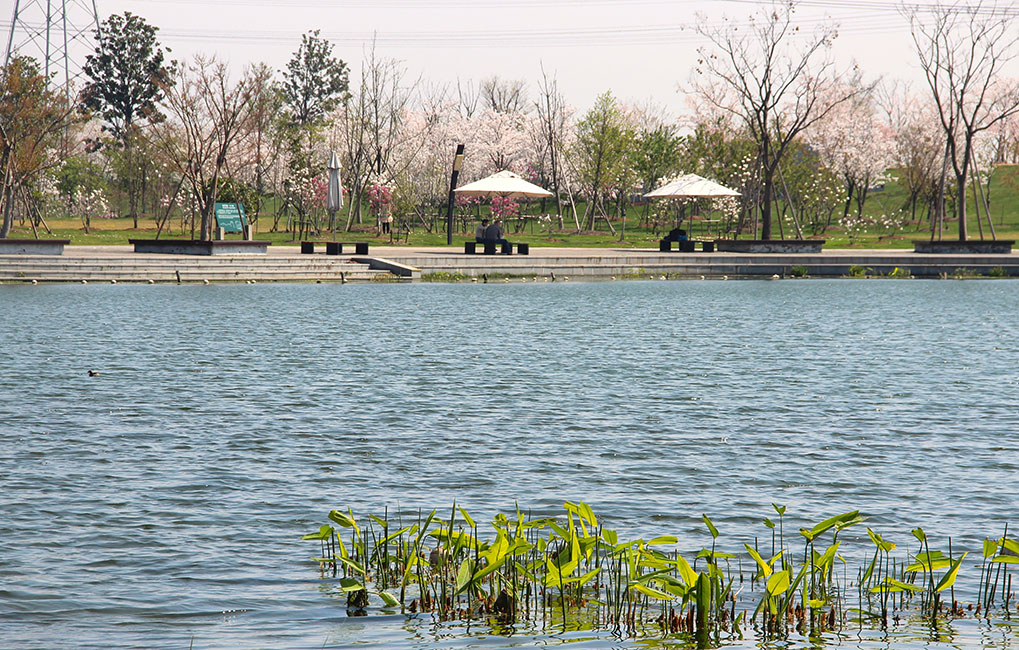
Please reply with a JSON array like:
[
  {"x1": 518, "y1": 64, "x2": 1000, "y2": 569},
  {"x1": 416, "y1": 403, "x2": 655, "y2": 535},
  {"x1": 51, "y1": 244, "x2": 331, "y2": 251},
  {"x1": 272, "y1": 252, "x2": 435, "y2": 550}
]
[{"x1": 214, "y1": 203, "x2": 247, "y2": 233}]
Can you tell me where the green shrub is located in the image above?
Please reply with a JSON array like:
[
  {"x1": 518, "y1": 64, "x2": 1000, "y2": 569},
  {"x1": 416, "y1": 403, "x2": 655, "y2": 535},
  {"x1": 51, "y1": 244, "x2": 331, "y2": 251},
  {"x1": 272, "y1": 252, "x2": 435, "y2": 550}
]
[
  {"x1": 988, "y1": 266, "x2": 1008, "y2": 278},
  {"x1": 887, "y1": 266, "x2": 911, "y2": 279},
  {"x1": 847, "y1": 265, "x2": 870, "y2": 278},
  {"x1": 790, "y1": 265, "x2": 808, "y2": 277}
]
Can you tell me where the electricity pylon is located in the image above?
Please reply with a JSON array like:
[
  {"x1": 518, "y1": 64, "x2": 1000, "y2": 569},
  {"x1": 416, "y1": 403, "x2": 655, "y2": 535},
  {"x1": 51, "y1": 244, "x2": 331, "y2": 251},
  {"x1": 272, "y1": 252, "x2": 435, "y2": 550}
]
[{"x1": 4, "y1": 0, "x2": 102, "y2": 98}]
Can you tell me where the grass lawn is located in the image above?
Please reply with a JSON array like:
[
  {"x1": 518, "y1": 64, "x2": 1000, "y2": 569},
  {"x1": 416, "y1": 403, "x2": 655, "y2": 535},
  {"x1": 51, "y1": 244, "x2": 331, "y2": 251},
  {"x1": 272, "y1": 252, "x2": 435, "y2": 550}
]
[{"x1": 7, "y1": 165, "x2": 1019, "y2": 248}]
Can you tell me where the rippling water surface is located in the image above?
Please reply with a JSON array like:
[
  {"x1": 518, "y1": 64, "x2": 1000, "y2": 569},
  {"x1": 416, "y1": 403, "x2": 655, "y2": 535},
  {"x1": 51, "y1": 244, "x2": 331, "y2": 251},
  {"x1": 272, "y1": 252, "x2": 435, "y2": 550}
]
[{"x1": 2, "y1": 279, "x2": 1018, "y2": 650}]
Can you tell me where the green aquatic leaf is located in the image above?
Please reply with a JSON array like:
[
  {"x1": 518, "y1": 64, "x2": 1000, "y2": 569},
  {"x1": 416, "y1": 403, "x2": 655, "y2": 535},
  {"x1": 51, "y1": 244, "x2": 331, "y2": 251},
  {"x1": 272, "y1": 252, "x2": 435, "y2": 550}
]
[
  {"x1": 328, "y1": 509, "x2": 357, "y2": 529},
  {"x1": 339, "y1": 577, "x2": 365, "y2": 592},
  {"x1": 907, "y1": 551, "x2": 951, "y2": 572},
  {"x1": 702, "y1": 514, "x2": 719, "y2": 539},
  {"x1": 991, "y1": 555, "x2": 1019, "y2": 564},
  {"x1": 458, "y1": 506, "x2": 476, "y2": 529},
  {"x1": 674, "y1": 554, "x2": 698, "y2": 587},
  {"x1": 766, "y1": 570, "x2": 790, "y2": 596},
  {"x1": 337, "y1": 555, "x2": 365, "y2": 576},
  {"x1": 870, "y1": 577, "x2": 923, "y2": 594},
  {"x1": 866, "y1": 527, "x2": 896, "y2": 553},
  {"x1": 375, "y1": 524, "x2": 415, "y2": 550},
  {"x1": 632, "y1": 582, "x2": 676, "y2": 601},
  {"x1": 744, "y1": 543, "x2": 773, "y2": 578},
  {"x1": 468, "y1": 558, "x2": 506, "y2": 588},
  {"x1": 804, "y1": 511, "x2": 860, "y2": 540},
  {"x1": 695, "y1": 573, "x2": 711, "y2": 616},
  {"x1": 379, "y1": 591, "x2": 400, "y2": 607},
  {"x1": 983, "y1": 538, "x2": 999, "y2": 558},
  {"x1": 772, "y1": 504, "x2": 786, "y2": 516},
  {"x1": 816, "y1": 542, "x2": 841, "y2": 570},
  {"x1": 861, "y1": 550, "x2": 878, "y2": 585},
  {"x1": 576, "y1": 567, "x2": 601, "y2": 587},
  {"x1": 302, "y1": 524, "x2": 334, "y2": 541},
  {"x1": 834, "y1": 512, "x2": 866, "y2": 531},
  {"x1": 1001, "y1": 537, "x2": 1019, "y2": 556},
  {"x1": 455, "y1": 558, "x2": 474, "y2": 593},
  {"x1": 763, "y1": 518, "x2": 775, "y2": 529},
  {"x1": 936, "y1": 553, "x2": 967, "y2": 592},
  {"x1": 548, "y1": 520, "x2": 570, "y2": 541},
  {"x1": 647, "y1": 536, "x2": 678, "y2": 546},
  {"x1": 697, "y1": 548, "x2": 736, "y2": 560}
]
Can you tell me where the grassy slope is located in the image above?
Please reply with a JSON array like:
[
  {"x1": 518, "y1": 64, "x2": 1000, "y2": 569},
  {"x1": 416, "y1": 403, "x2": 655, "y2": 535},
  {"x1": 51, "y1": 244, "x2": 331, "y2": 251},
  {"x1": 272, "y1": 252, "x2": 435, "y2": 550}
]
[{"x1": 8, "y1": 165, "x2": 1019, "y2": 248}]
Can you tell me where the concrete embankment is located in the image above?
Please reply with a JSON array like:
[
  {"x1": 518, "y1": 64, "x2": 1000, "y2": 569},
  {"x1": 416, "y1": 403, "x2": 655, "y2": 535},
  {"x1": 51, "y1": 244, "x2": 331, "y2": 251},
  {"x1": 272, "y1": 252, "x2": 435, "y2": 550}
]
[
  {"x1": 378, "y1": 247, "x2": 1019, "y2": 280},
  {"x1": 1, "y1": 245, "x2": 1017, "y2": 283},
  {"x1": 0, "y1": 248, "x2": 409, "y2": 283}
]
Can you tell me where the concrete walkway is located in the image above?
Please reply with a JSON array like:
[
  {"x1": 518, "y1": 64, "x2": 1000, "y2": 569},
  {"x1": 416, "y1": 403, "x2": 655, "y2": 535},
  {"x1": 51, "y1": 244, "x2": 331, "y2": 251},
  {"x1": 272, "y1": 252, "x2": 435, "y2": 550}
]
[{"x1": 2, "y1": 244, "x2": 1017, "y2": 282}]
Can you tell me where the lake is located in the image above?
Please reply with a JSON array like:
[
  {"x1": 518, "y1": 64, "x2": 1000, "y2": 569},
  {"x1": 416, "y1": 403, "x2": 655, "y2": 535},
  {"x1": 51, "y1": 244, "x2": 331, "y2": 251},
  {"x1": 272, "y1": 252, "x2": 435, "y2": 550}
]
[{"x1": 2, "y1": 279, "x2": 1017, "y2": 649}]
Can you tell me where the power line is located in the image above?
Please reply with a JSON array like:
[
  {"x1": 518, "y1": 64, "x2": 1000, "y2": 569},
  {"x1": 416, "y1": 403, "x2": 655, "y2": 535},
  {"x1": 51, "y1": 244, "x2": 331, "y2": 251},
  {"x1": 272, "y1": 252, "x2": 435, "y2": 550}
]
[{"x1": 1, "y1": 11, "x2": 912, "y2": 51}]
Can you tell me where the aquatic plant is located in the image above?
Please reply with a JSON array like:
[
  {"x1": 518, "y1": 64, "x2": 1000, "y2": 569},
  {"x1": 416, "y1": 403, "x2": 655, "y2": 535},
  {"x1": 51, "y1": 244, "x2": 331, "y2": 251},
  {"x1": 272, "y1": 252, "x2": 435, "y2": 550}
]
[
  {"x1": 886, "y1": 266, "x2": 911, "y2": 278},
  {"x1": 302, "y1": 503, "x2": 1016, "y2": 644}
]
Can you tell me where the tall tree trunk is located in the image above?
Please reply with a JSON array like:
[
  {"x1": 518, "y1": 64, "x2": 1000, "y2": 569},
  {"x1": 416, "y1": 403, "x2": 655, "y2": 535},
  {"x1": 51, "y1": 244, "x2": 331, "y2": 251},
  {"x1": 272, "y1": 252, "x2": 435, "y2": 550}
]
[
  {"x1": 955, "y1": 173, "x2": 967, "y2": 241},
  {"x1": 1, "y1": 182, "x2": 13, "y2": 238},
  {"x1": 761, "y1": 176, "x2": 773, "y2": 240}
]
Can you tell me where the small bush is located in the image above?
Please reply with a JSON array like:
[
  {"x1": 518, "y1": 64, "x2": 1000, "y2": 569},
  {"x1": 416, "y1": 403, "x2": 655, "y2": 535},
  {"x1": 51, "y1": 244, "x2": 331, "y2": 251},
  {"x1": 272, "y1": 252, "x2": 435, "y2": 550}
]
[
  {"x1": 988, "y1": 266, "x2": 1008, "y2": 278},
  {"x1": 847, "y1": 265, "x2": 870, "y2": 278},
  {"x1": 790, "y1": 265, "x2": 808, "y2": 277}
]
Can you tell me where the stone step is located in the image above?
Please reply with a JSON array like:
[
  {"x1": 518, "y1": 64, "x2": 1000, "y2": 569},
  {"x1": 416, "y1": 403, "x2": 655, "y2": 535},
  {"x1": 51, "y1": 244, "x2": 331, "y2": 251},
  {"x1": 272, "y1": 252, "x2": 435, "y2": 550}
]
[{"x1": 0, "y1": 267, "x2": 392, "y2": 283}]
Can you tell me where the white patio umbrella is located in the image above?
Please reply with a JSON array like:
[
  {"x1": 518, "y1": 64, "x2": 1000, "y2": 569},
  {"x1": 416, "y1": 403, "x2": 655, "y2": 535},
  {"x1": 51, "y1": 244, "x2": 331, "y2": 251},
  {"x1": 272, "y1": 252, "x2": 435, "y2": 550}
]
[
  {"x1": 326, "y1": 151, "x2": 343, "y2": 233},
  {"x1": 643, "y1": 173, "x2": 740, "y2": 199},
  {"x1": 454, "y1": 170, "x2": 553, "y2": 200},
  {"x1": 645, "y1": 174, "x2": 740, "y2": 238},
  {"x1": 326, "y1": 151, "x2": 343, "y2": 212}
]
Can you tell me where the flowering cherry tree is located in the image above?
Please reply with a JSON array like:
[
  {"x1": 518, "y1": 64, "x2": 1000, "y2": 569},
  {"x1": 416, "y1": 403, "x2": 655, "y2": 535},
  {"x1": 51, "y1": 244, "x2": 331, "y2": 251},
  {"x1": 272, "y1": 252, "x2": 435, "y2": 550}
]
[{"x1": 808, "y1": 91, "x2": 896, "y2": 223}]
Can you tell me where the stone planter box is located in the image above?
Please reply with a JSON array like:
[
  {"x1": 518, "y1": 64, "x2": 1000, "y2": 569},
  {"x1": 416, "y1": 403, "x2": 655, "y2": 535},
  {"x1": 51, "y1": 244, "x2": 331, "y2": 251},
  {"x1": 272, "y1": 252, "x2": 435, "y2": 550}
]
[
  {"x1": 714, "y1": 239, "x2": 825, "y2": 254},
  {"x1": 0, "y1": 238, "x2": 70, "y2": 255},
  {"x1": 913, "y1": 240, "x2": 1014, "y2": 254},
  {"x1": 130, "y1": 239, "x2": 270, "y2": 255}
]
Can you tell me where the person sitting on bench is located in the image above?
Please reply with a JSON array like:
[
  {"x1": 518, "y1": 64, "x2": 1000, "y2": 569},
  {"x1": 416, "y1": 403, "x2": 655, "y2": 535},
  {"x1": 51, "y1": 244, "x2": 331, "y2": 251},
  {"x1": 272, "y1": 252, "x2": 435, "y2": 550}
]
[
  {"x1": 483, "y1": 219, "x2": 510, "y2": 248},
  {"x1": 663, "y1": 227, "x2": 688, "y2": 243},
  {"x1": 475, "y1": 219, "x2": 489, "y2": 243}
]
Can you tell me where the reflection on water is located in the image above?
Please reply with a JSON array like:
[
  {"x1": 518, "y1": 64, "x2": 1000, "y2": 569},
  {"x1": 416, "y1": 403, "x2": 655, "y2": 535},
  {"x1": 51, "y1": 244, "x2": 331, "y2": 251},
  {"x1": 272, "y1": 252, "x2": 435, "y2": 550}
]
[{"x1": 1, "y1": 280, "x2": 1018, "y2": 649}]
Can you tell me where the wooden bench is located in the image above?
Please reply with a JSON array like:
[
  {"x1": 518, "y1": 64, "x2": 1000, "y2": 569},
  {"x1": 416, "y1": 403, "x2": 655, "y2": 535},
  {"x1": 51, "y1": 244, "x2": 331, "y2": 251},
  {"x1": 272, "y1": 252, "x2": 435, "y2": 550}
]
[
  {"x1": 464, "y1": 241, "x2": 529, "y2": 255},
  {"x1": 301, "y1": 241, "x2": 369, "y2": 255},
  {"x1": 659, "y1": 239, "x2": 714, "y2": 253}
]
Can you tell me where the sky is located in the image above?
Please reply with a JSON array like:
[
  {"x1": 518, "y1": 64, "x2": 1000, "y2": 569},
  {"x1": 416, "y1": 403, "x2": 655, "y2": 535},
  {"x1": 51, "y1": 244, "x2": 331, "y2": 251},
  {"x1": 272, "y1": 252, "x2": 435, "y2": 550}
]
[{"x1": 5, "y1": 0, "x2": 1019, "y2": 118}]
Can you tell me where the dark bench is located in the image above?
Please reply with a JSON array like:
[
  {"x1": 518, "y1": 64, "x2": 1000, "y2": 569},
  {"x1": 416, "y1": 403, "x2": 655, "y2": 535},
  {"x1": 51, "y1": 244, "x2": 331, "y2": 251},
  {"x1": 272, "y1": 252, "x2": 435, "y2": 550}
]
[
  {"x1": 660, "y1": 239, "x2": 714, "y2": 253},
  {"x1": 301, "y1": 241, "x2": 369, "y2": 255},
  {"x1": 464, "y1": 241, "x2": 529, "y2": 255}
]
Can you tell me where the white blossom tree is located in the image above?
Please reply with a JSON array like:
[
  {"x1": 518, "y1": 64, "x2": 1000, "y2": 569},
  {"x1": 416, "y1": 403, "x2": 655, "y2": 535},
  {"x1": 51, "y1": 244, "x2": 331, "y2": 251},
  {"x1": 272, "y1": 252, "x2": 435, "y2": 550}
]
[
  {"x1": 907, "y1": 2, "x2": 1019, "y2": 239},
  {"x1": 692, "y1": 0, "x2": 867, "y2": 239}
]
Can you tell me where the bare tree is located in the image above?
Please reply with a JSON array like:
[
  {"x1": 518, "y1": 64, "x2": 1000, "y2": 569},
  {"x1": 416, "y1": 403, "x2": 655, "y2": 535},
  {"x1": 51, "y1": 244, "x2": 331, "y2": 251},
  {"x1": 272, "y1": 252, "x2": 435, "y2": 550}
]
[
  {"x1": 480, "y1": 76, "x2": 528, "y2": 114},
  {"x1": 155, "y1": 55, "x2": 257, "y2": 241},
  {"x1": 535, "y1": 66, "x2": 573, "y2": 228},
  {"x1": 456, "y1": 78, "x2": 480, "y2": 118},
  {"x1": 907, "y1": 2, "x2": 1019, "y2": 240},
  {"x1": 336, "y1": 45, "x2": 419, "y2": 231},
  {"x1": 692, "y1": 0, "x2": 866, "y2": 240}
]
